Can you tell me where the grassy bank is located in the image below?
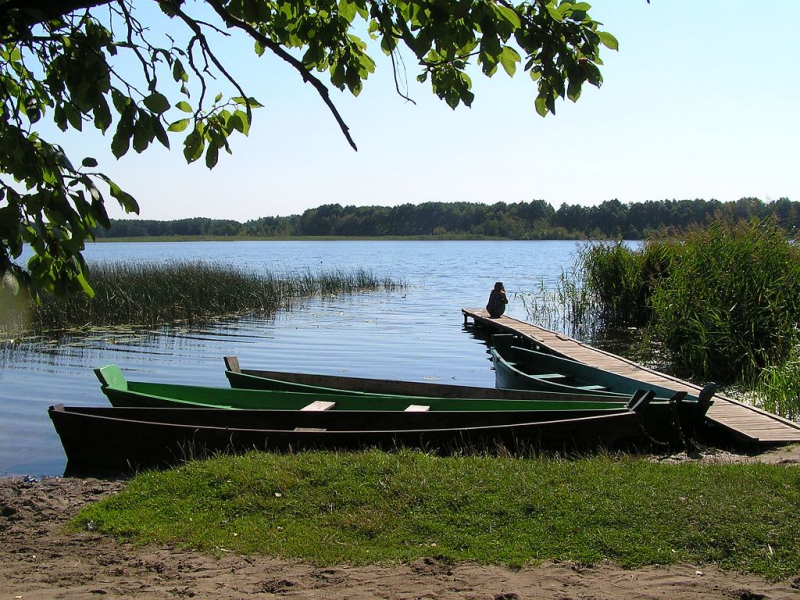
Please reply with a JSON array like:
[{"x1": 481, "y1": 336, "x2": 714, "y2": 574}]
[
  {"x1": 1, "y1": 262, "x2": 402, "y2": 334},
  {"x1": 73, "y1": 450, "x2": 800, "y2": 579}
]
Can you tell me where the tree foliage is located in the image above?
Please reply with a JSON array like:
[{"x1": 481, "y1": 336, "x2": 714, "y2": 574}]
[
  {"x1": 96, "y1": 196, "x2": 799, "y2": 240},
  {"x1": 0, "y1": 0, "x2": 617, "y2": 297}
]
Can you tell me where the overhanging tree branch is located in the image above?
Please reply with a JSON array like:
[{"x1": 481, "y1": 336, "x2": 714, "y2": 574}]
[
  {"x1": 0, "y1": 0, "x2": 114, "y2": 34},
  {"x1": 203, "y1": 0, "x2": 358, "y2": 151},
  {"x1": 1, "y1": 0, "x2": 617, "y2": 299},
  {"x1": 170, "y1": 5, "x2": 251, "y2": 120}
]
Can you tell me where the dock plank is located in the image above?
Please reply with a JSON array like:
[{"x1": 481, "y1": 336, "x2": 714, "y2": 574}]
[{"x1": 463, "y1": 308, "x2": 800, "y2": 444}]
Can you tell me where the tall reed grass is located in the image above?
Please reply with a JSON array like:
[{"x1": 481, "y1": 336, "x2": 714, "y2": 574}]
[
  {"x1": 754, "y1": 343, "x2": 800, "y2": 421},
  {"x1": 518, "y1": 271, "x2": 599, "y2": 338},
  {"x1": 648, "y1": 219, "x2": 800, "y2": 382},
  {"x1": 1, "y1": 262, "x2": 402, "y2": 334}
]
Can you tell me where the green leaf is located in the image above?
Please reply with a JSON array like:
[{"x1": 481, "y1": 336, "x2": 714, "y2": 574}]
[
  {"x1": 24, "y1": 100, "x2": 42, "y2": 124},
  {"x1": 183, "y1": 130, "x2": 204, "y2": 163},
  {"x1": 64, "y1": 104, "x2": 83, "y2": 131},
  {"x1": 176, "y1": 101, "x2": 193, "y2": 113},
  {"x1": 331, "y1": 64, "x2": 346, "y2": 89},
  {"x1": 338, "y1": 0, "x2": 357, "y2": 22},
  {"x1": 232, "y1": 96, "x2": 262, "y2": 109},
  {"x1": 111, "y1": 89, "x2": 131, "y2": 113},
  {"x1": 496, "y1": 5, "x2": 521, "y2": 29},
  {"x1": 567, "y1": 8, "x2": 588, "y2": 22},
  {"x1": 111, "y1": 127, "x2": 131, "y2": 158},
  {"x1": 481, "y1": 34, "x2": 502, "y2": 60},
  {"x1": 90, "y1": 194, "x2": 111, "y2": 229},
  {"x1": 546, "y1": 4, "x2": 563, "y2": 22},
  {"x1": 534, "y1": 95, "x2": 549, "y2": 117},
  {"x1": 74, "y1": 272, "x2": 95, "y2": 298},
  {"x1": 226, "y1": 113, "x2": 242, "y2": 134},
  {"x1": 54, "y1": 106, "x2": 67, "y2": 131},
  {"x1": 93, "y1": 98, "x2": 112, "y2": 132},
  {"x1": 152, "y1": 119, "x2": 170, "y2": 149},
  {"x1": 132, "y1": 113, "x2": 154, "y2": 153},
  {"x1": 597, "y1": 32, "x2": 619, "y2": 51},
  {"x1": 81, "y1": 157, "x2": 98, "y2": 168},
  {"x1": 205, "y1": 144, "x2": 219, "y2": 169},
  {"x1": 567, "y1": 77, "x2": 582, "y2": 102},
  {"x1": 499, "y1": 46, "x2": 520, "y2": 77},
  {"x1": 105, "y1": 180, "x2": 139, "y2": 214},
  {"x1": 228, "y1": 110, "x2": 250, "y2": 136},
  {"x1": 168, "y1": 118, "x2": 190, "y2": 132},
  {"x1": 585, "y1": 62, "x2": 603, "y2": 86},
  {"x1": 143, "y1": 92, "x2": 170, "y2": 114},
  {"x1": 172, "y1": 59, "x2": 189, "y2": 83}
]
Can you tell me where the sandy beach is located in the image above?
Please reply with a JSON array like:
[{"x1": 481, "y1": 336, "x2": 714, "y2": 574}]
[{"x1": 2, "y1": 447, "x2": 799, "y2": 599}]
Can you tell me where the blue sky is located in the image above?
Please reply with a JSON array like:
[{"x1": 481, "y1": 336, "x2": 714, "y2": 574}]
[{"x1": 53, "y1": 1, "x2": 800, "y2": 221}]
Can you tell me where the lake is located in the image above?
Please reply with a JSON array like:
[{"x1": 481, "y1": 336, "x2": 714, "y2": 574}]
[{"x1": 1, "y1": 240, "x2": 591, "y2": 477}]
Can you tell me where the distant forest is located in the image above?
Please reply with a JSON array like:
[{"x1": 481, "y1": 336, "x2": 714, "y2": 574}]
[{"x1": 97, "y1": 197, "x2": 800, "y2": 240}]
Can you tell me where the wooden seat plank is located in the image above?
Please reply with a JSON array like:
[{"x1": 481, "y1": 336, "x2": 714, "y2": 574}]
[{"x1": 301, "y1": 401, "x2": 336, "y2": 411}]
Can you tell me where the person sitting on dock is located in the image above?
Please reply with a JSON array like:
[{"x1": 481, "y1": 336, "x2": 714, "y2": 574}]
[{"x1": 486, "y1": 281, "x2": 508, "y2": 318}]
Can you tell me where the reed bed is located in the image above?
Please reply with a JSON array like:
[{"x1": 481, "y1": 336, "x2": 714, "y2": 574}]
[
  {"x1": 647, "y1": 219, "x2": 800, "y2": 383},
  {"x1": 579, "y1": 239, "x2": 674, "y2": 327},
  {"x1": 1, "y1": 262, "x2": 403, "y2": 333}
]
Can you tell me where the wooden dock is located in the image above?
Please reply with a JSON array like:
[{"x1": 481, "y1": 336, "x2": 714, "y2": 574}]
[{"x1": 463, "y1": 308, "x2": 800, "y2": 445}]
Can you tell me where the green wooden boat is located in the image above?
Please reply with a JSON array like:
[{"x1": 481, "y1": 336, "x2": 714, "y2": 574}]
[
  {"x1": 96, "y1": 365, "x2": 642, "y2": 415},
  {"x1": 222, "y1": 356, "x2": 634, "y2": 401}
]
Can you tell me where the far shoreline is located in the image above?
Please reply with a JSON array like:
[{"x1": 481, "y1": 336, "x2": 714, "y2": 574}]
[{"x1": 91, "y1": 234, "x2": 595, "y2": 243}]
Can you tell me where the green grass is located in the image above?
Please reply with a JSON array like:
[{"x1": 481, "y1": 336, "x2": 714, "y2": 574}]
[
  {"x1": 72, "y1": 450, "x2": 800, "y2": 579},
  {"x1": 1, "y1": 262, "x2": 402, "y2": 333}
]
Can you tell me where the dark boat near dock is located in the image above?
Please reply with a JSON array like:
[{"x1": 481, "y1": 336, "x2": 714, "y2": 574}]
[{"x1": 490, "y1": 335, "x2": 716, "y2": 417}]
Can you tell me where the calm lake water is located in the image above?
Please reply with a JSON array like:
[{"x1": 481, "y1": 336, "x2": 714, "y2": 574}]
[{"x1": 1, "y1": 240, "x2": 591, "y2": 477}]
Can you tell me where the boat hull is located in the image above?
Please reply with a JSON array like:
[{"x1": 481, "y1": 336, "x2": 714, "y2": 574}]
[
  {"x1": 223, "y1": 356, "x2": 632, "y2": 401},
  {"x1": 49, "y1": 405, "x2": 648, "y2": 475},
  {"x1": 492, "y1": 343, "x2": 696, "y2": 399}
]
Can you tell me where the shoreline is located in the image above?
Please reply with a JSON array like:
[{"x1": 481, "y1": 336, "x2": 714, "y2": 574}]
[
  {"x1": 2, "y1": 448, "x2": 799, "y2": 599},
  {"x1": 88, "y1": 235, "x2": 589, "y2": 243}
]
